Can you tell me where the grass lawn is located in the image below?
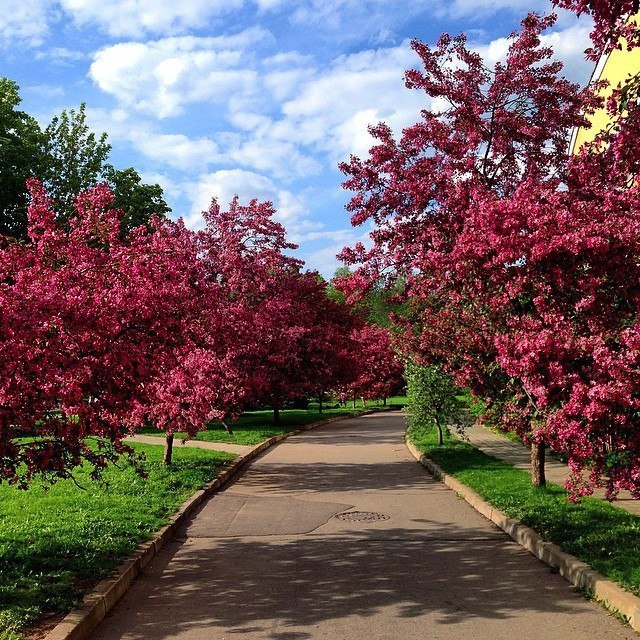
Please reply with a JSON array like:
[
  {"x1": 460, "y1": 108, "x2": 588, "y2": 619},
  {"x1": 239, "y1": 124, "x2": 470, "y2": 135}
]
[
  {"x1": 138, "y1": 399, "x2": 406, "y2": 446},
  {"x1": 408, "y1": 422, "x2": 640, "y2": 598},
  {"x1": 0, "y1": 442, "x2": 234, "y2": 640}
]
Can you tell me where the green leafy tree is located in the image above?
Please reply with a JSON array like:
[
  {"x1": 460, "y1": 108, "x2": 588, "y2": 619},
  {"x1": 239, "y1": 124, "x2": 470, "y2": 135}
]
[
  {"x1": 0, "y1": 78, "x2": 45, "y2": 239},
  {"x1": 103, "y1": 166, "x2": 171, "y2": 237},
  {"x1": 405, "y1": 362, "x2": 462, "y2": 445},
  {"x1": 1, "y1": 81, "x2": 169, "y2": 240},
  {"x1": 41, "y1": 103, "x2": 111, "y2": 223}
]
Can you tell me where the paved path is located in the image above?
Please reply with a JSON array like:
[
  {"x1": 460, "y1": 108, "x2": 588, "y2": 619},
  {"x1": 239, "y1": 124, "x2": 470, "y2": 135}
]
[
  {"x1": 462, "y1": 424, "x2": 640, "y2": 517},
  {"x1": 95, "y1": 413, "x2": 633, "y2": 640},
  {"x1": 126, "y1": 434, "x2": 252, "y2": 456}
]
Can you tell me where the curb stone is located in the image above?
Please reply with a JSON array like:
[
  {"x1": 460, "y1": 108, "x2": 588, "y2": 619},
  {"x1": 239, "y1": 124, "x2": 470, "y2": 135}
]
[
  {"x1": 405, "y1": 436, "x2": 640, "y2": 634},
  {"x1": 44, "y1": 408, "x2": 391, "y2": 640}
]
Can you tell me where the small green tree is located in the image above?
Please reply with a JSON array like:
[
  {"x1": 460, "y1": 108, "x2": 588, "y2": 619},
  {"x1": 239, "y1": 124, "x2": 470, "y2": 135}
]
[{"x1": 405, "y1": 362, "x2": 461, "y2": 445}]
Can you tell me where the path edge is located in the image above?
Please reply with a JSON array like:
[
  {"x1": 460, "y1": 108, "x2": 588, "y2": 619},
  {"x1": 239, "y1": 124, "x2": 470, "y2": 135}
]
[
  {"x1": 405, "y1": 436, "x2": 640, "y2": 633},
  {"x1": 44, "y1": 408, "x2": 390, "y2": 640}
]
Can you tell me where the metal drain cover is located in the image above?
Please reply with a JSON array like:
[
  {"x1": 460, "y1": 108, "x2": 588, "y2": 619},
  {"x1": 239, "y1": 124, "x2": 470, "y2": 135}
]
[{"x1": 335, "y1": 511, "x2": 391, "y2": 522}]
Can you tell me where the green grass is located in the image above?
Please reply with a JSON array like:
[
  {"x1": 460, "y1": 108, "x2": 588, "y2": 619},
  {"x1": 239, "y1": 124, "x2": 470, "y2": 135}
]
[
  {"x1": 408, "y1": 422, "x2": 640, "y2": 597},
  {"x1": 139, "y1": 401, "x2": 405, "y2": 446},
  {"x1": 0, "y1": 443, "x2": 234, "y2": 640}
]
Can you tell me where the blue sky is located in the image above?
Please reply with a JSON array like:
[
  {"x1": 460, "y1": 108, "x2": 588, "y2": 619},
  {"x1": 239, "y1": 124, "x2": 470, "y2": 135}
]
[{"x1": 1, "y1": 0, "x2": 594, "y2": 276}]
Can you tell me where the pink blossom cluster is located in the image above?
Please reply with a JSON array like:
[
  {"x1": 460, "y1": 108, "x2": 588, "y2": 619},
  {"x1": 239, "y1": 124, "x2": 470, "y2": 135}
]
[
  {"x1": 346, "y1": 324, "x2": 404, "y2": 403},
  {"x1": 553, "y1": 1, "x2": 640, "y2": 58}
]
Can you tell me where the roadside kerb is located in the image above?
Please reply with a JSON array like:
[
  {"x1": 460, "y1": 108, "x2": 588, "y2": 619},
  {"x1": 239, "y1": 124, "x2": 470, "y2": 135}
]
[
  {"x1": 44, "y1": 408, "x2": 390, "y2": 640},
  {"x1": 405, "y1": 437, "x2": 640, "y2": 633}
]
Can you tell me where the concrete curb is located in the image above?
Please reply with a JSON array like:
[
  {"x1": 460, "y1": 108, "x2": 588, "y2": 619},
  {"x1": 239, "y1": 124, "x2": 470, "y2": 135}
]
[
  {"x1": 44, "y1": 408, "x2": 390, "y2": 640},
  {"x1": 405, "y1": 437, "x2": 640, "y2": 633}
]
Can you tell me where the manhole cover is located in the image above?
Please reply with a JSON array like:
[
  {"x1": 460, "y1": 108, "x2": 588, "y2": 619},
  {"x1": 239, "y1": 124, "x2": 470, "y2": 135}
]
[{"x1": 335, "y1": 511, "x2": 391, "y2": 522}]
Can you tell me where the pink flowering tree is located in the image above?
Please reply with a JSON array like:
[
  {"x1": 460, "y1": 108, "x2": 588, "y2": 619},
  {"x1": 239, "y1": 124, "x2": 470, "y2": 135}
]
[
  {"x1": 0, "y1": 180, "x2": 259, "y2": 479},
  {"x1": 119, "y1": 195, "x2": 296, "y2": 464},
  {"x1": 344, "y1": 324, "x2": 404, "y2": 408},
  {"x1": 0, "y1": 180, "x2": 203, "y2": 484},
  {"x1": 340, "y1": 11, "x2": 640, "y2": 499},
  {"x1": 246, "y1": 268, "x2": 358, "y2": 423},
  {"x1": 195, "y1": 197, "x2": 333, "y2": 423},
  {"x1": 338, "y1": 14, "x2": 613, "y2": 491},
  {"x1": 278, "y1": 274, "x2": 358, "y2": 414}
]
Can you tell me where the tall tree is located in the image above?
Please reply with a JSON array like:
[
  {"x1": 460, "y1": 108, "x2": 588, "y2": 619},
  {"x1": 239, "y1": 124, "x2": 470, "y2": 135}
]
[
  {"x1": 0, "y1": 78, "x2": 44, "y2": 239},
  {"x1": 339, "y1": 14, "x2": 597, "y2": 490},
  {"x1": 0, "y1": 83, "x2": 171, "y2": 240},
  {"x1": 345, "y1": 324, "x2": 404, "y2": 407},
  {"x1": 0, "y1": 180, "x2": 202, "y2": 484},
  {"x1": 41, "y1": 103, "x2": 111, "y2": 224}
]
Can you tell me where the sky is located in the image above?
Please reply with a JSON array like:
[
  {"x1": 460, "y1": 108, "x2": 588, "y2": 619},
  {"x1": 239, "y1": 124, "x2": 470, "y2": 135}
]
[{"x1": 0, "y1": 0, "x2": 595, "y2": 276}]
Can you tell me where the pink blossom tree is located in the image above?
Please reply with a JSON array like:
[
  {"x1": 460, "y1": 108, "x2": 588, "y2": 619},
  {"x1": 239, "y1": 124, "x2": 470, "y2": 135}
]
[
  {"x1": 345, "y1": 324, "x2": 404, "y2": 408},
  {"x1": 0, "y1": 180, "x2": 202, "y2": 483},
  {"x1": 338, "y1": 14, "x2": 623, "y2": 492}
]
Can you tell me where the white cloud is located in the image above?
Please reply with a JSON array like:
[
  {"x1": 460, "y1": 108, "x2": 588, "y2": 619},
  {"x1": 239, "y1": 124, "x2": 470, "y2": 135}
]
[
  {"x1": 541, "y1": 21, "x2": 593, "y2": 87},
  {"x1": 25, "y1": 84, "x2": 65, "y2": 99},
  {"x1": 186, "y1": 169, "x2": 313, "y2": 235},
  {"x1": 131, "y1": 132, "x2": 222, "y2": 171},
  {"x1": 447, "y1": 0, "x2": 550, "y2": 18},
  {"x1": 285, "y1": 0, "x2": 423, "y2": 31},
  {"x1": 0, "y1": 0, "x2": 52, "y2": 46},
  {"x1": 275, "y1": 42, "x2": 429, "y2": 160},
  {"x1": 253, "y1": 0, "x2": 289, "y2": 9},
  {"x1": 86, "y1": 106, "x2": 224, "y2": 172},
  {"x1": 472, "y1": 18, "x2": 593, "y2": 86},
  {"x1": 301, "y1": 227, "x2": 372, "y2": 278},
  {"x1": 228, "y1": 136, "x2": 321, "y2": 179},
  {"x1": 35, "y1": 46, "x2": 88, "y2": 64},
  {"x1": 59, "y1": 0, "x2": 244, "y2": 38},
  {"x1": 89, "y1": 30, "x2": 270, "y2": 118},
  {"x1": 138, "y1": 171, "x2": 185, "y2": 201}
]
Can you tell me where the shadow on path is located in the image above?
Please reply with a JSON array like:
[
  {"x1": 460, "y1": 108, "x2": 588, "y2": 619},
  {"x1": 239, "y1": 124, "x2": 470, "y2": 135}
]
[
  {"x1": 97, "y1": 523, "x2": 615, "y2": 640},
  {"x1": 227, "y1": 460, "x2": 436, "y2": 495}
]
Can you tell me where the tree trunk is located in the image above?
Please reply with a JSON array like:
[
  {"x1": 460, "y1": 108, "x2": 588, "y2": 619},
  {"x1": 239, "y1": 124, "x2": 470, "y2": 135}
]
[
  {"x1": 434, "y1": 415, "x2": 444, "y2": 446},
  {"x1": 318, "y1": 392, "x2": 323, "y2": 414},
  {"x1": 353, "y1": 395, "x2": 357, "y2": 409},
  {"x1": 361, "y1": 397, "x2": 366, "y2": 408},
  {"x1": 274, "y1": 404, "x2": 281, "y2": 426},
  {"x1": 163, "y1": 433, "x2": 174, "y2": 466},
  {"x1": 221, "y1": 421, "x2": 234, "y2": 435},
  {"x1": 531, "y1": 441, "x2": 546, "y2": 486},
  {"x1": 383, "y1": 397, "x2": 387, "y2": 406}
]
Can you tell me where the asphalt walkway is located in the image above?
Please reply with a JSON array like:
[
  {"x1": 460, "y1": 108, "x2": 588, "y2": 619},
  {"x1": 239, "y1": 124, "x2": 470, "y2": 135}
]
[
  {"x1": 93, "y1": 413, "x2": 633, "y2": 639},
  {"x1": 462, "y1": 424, "x2": 640, "y2": 517}
]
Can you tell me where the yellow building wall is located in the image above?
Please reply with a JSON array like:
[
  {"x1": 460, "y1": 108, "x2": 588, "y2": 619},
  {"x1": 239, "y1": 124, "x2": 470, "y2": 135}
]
[{"x1": 571, "y1": 16, "x2": 640, "y2": 152}]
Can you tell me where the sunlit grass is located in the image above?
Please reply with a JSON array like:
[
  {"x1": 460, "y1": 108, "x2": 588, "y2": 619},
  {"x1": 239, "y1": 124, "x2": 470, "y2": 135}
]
[{"x1": 0, "y1": 442, "x2": 234, "y2": 640}]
